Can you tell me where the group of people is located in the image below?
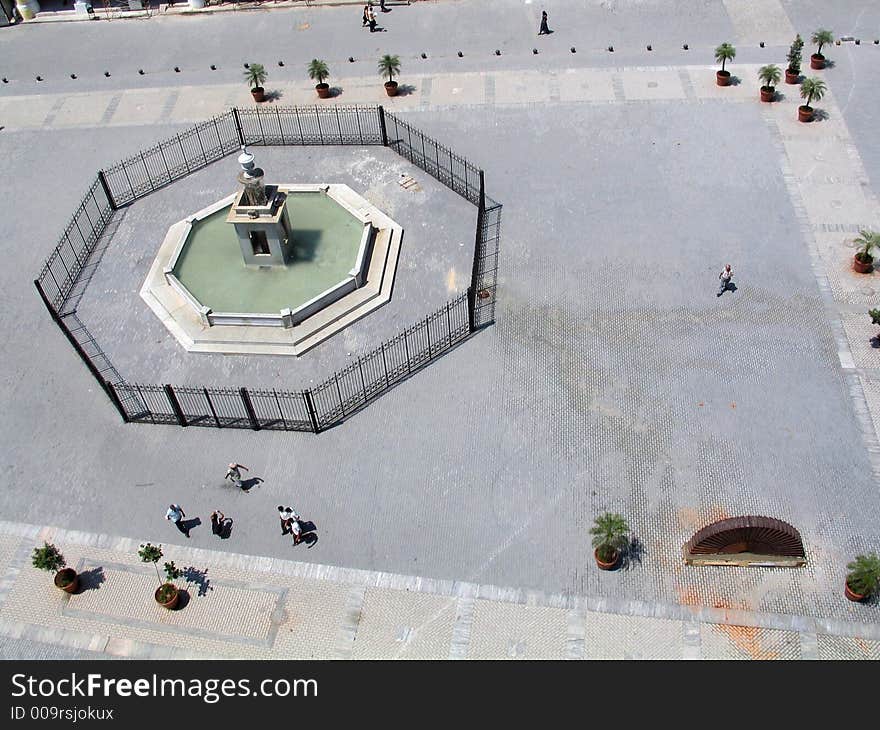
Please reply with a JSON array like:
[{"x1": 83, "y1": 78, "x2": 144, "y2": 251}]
[
  {"x1": 162, "y1": 462, "x2": 314, "y2": 546},
  {"x1": 361, "y1": 1, "x2": 389, "y2": 33}
]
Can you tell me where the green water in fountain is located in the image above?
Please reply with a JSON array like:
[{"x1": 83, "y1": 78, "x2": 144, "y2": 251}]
[{"x1": 173, "y1": 192, "x2": 364, "y2": 314}]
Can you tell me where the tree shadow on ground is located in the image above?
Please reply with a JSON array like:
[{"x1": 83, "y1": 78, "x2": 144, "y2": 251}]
[
  {"x1": 182, "y1": 566, "x2": 212, "y2": 597},
  {"x1": 78, "y1": 566, "x2": 106, "y2": 592},
  {"x1": 620, "y1": 536, "x2": 646, "y2": 571},
  {"x1": 395, "y1": 83, "x2": 417, "y2": 96},
  {"x1": 263, "y1": 89, "x2": 284, "y2": 102}
]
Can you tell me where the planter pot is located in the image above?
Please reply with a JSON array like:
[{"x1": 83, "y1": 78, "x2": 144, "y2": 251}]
[
  {"x1": 798, "y1": 105, "x2": 814, "y2": 123},
  {"x1": 315, "y1": 83, "x2": 330, "y2": 99},
  {"x1": 853, "y1": 253, "x2": 874, "y2": 274},
  {"x1": 251, "y1": 87, "x2": 265, "y2": 103},
  {"x1": 594, "y1": 548, "x2": 620, "y2": 571},
  {"x1": 54, "y1": 568, "x2": 78, "y2": 594},
  {"x1": 784, "y1": 69, "x2": 800, "y2": 84},
  {"x1": 844, "y1": 580, "x2": 866, "y2": 602},
  {"x1": 810, "y1": 53, "x2": 826, "y2": 70},
  {"x1": 716, "y1": 70, "x2": 731, "y2": 87},
  {"x1": 155, "y1": 584, "x2": 180, "y2": 610},
  {"x1": 384, "y1": 80, "x2": 399, "y2": 97},
  {"x1": 760, "y1": 86, "x2": 775, "y2": 102}
]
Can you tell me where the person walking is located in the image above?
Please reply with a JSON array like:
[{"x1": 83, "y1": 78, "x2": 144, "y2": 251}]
[
  {"x1": 362, "y1": 3, "x2": 370, "y2": 26},
  {"x1": 379, "y1": 0, "x2": 388, "y2": 12},
  {"x1": 717, "y1": 263, "x2": 733, "y2": 296},
  {"x1": 210, "y1": 510, "x2": 227, "y2": 538},
  {"x1": 367, "y1": 5, "x2": 377, "y2": 32},
  {"x1": 538, "y1": 11, "x2": 551, "y2": 35},
  {"x1": 277, "y1": 505, "x2": 300, "y2": 536},
  {"x1": 225, "y1": 462, "x2": 249, "y2": 489},
  {"x1": 165, "y1": 504, "x2": 189, "y2": 538}
]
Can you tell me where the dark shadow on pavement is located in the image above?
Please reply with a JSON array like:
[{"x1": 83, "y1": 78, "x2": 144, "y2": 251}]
[
  {"x1": 182, "y1": 567, "x2": 212, "y2": 597},
  {"x1": 264, "y1": 89, "x2": 284, "y2": 102},
  {"x1": 78, "y1": 566, "x2": 106, "y2": 592},
  {"x1": 621, "y1": 536, "x2": 646, "y2": 571},
  {"x1": 812, "y1": 108, "x2": 830, "y2": 122},
  {"x1": 240, "y1": 477, "x2": 264, "y2": 492},
  {"x1": 172, "y1": 588, "x2": 190, "y2": 610},
  {"x1": 329, "y1": 86, "x2": 344, "y2": 98},
  {"x1": 395, "y1": 83, "x2": 417, "y2": 97}
]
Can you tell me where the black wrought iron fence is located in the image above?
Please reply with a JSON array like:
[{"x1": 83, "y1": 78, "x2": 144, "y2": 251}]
[
  {"x1": 35, "y1": 105, "x2": 499, "y2": 434},
  {"x1": 236, "y1": 105, "x2": 384, "y2": 146},
  {"x1": 383, "y1": 110, "x2": 483, "y2": 205},
  {"x1": 101, "y1": 111, "x2": 241, "y2": 207},
  {"x1": 36, "y1": 177, "x2": 114, "y2": 313}
]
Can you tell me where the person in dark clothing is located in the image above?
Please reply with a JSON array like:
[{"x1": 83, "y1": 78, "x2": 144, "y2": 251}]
[
  {"x1": 362, "y1": 4, "x2": 370, "y2": 26},
  {"x1": 539, "y1": 11, "x2": 551, "y2": 35}
]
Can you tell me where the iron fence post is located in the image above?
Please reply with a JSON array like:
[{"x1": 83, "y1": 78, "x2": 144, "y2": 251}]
[
  {"x1": 378, "y1": 105, "x2": 388, "y2": 147},
  {"x1": 303, "y1": 389, "x2": 320, "y2": 433},
  {"x1": 163, "y1": 384, "x2": 187, "y2": 426},
  {"x1": 240, "y1": 387, "x2": 260, "y2": 430},
  {"x1": 97, "y1": 170, "x2": 118, "y2": 211},
  {"x1": 232, "y1": 107, "x2": 244, "y2": 145},
  {"x1": 204, "y1": 387, "x2": 221, "y2": 428},
  {"x1": 104, "y1": 380, "x2": 130, "y2": 423}
]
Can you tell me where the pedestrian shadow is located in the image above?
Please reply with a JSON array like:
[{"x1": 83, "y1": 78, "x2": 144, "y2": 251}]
[
  {"x1": 77, "y1": 566, "x2": 106, "y2": 592},
  {"x1": 182, "y1": 566, "x2": 212, "y2": 597},
  {"x1": 240, "y1": 477, "x2": 264, "y2": 492},
  {"x1": 620, "y1": 536, "x2": 646, "y2": 571},
  {"x1": 298, "y1": 520, "x2": 318, "y2": 548},
  {"x1": 180, "y1": 517, "x2": 201, "y2": 536}
]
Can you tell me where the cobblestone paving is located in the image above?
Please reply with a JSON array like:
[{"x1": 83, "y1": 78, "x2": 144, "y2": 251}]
[{"x1": 1, "y1": 522, "x2": 878, "y2": 660}]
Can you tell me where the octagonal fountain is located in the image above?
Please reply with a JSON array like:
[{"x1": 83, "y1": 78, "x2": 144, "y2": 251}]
[{"x1": 141, "y1": 148, "x2": 402, "y2": 356}]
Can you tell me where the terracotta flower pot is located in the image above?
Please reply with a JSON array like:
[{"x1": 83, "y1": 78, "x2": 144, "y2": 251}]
[
  {"x1": 760, "y1": 86, "x2": 775, "y2": 102},
  {"x1": 315, "y1": 83, "x2": 330, "y2": 99},
  {"x1": 250, "y1": 87, "x2": 265, "y2": 103},
  {"x1": 785, "y1": 69, "x2": 800, "y2": 84},
  {"x1": 594, "y1": 548, "x2": 619, "y2": 571},
  {"x1": 810, "y1": 53, "x2": 825, "y2": 70},
  {"x1": 54, "y1": 568, "x2": 78, "y2": 594},
  {"x1": 716, "y1": 70, "x2": 731, "y2": 87},
  {"x1": 844, "y1": 580, "x2": 866, "y2": 602},
  {"x1": 155, "y1": 584, "x2": 180, "y2": 610},
  {"x1": 798, "y1": 105, "x2": 814, "y2": 123},
  {"x1": 384, "y1": 80, "x2": 399, "y2": 97},
  {"x1": 853, "y1": 253, "x2": 874, "y2": 274}
]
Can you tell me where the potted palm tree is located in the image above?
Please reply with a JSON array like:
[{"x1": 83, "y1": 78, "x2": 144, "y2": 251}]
[
  {"x1": 810, "y1": 29, "x2": 834, "y2": 69},
  {"x1": 714, "y1": 42, "x2": 735, "y2": 86},
  {"x1": 590, "y1": 513, "x2": 629, "y2": 570},
  {"x1": 139, "y1": 543, "x2": 180, "y2": 610},
  {"x1": 32, "y1": 542, "x2": 78, "y2": 594},
  {"x1": 308, "y1": 59, "x2": 331, "y2": 99},
  {"x1": 244, "y1": 63, "x2": 268, "y2": 103},
  {"x1": 853, "y1": 229, "x2": 880, "y2": 274},
  {"x1": 844, "y1": 552, "x2": 880, "y2": 602},
  {"x1": 378, "y1": 54, "x2": 401, "y2": 97},
  {"x1": 798, "y1": 77, "x2": 826, "y2": 122},
  {"x1": 785, "y1": 34, "x2": 804, "y2": 84},
  {"x1": 758, "y1": 64, "x2": 781, "y2": 102}
]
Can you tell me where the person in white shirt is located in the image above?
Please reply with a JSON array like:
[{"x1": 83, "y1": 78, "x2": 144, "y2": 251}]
[
  {"x1": 165, "y1": 504, "x2": 189, "y2": 538},
  {"x1": 718, "y1": 264, "x2": 733, "y2": 297},
  {"x1": 225, "y1": 462, "x2": 249, "y2": 489}
]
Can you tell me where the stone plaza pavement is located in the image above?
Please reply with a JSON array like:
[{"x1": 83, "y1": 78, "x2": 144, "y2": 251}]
[
  {"x1": 2, "y1": 520, "x2": 879, "y2": 660},
  {"x1": 3, "y1": 1, "x2": 880, "y2": 659}
]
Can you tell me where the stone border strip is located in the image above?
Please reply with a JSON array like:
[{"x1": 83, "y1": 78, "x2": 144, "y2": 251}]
[{"x1": 1, "y1": 519, "x2": 879, "y2": 653}]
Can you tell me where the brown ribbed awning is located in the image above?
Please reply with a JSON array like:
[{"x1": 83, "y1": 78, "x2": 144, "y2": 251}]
[{"x1": 683, "y1": 516, "x2": 806, "y2": 567}]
